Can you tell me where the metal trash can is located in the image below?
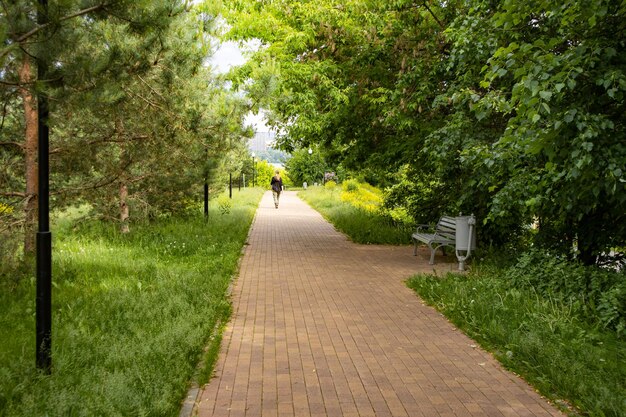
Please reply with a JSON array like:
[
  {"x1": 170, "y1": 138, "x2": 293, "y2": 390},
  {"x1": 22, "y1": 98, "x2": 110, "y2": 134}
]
[{"x1": 455, "y1": 214, "x2": 476, "y2": 270}]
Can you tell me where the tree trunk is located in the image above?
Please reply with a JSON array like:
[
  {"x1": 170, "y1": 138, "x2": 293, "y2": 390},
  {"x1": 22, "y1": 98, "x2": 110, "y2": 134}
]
[
  {"x1": 19, "y1": 55, "x2": 38, "y2": 255},
  {"x1": 119, "y1": 182, "x2": 130, "y2": 233},
  {"x1": 577, "y1": 212, "x2": 600, "y2": 266}
]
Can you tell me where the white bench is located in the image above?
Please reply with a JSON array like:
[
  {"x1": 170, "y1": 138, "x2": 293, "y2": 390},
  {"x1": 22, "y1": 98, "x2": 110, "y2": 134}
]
[{"x1": 412, "y1": 216, "x2": 456, "y2": 265}]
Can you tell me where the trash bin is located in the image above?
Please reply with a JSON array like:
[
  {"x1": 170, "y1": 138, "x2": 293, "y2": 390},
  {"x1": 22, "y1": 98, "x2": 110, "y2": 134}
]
[{"x1": 455, "y1": 214, "x2": 476, "y2": 270}]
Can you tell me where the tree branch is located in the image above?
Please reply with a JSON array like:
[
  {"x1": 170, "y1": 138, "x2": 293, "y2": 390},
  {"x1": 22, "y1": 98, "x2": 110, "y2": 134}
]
[
  {"x1": 0, "y1": 79, "x2": 22, "y2": 86},
  {"x1": 0, "y1": 218, "x2": 25, "y2": 234},
  {"x1": 53, "y1": 158, "x2": 136, "y2": 196},
  {"x1": 0, "y1": 141, "x2": 24, "y2": 149},
  {"x1": 124, "y1": 86, "x2": 166, "y2": 112},
  {"x1": 52, "y1": 174, "x2": 121, "y2": 195},
  {"x1": 138, "y1": 75, "x2": 166, "y2": 101},
  {"x1": 0, "y1": 191, "x2": 27, "y2": 198},
  {"x1": 15, "y1": 3, "x2": 108, "y2": 43},
  {"x1": 422, "y1": 1, "x2": 445, "y2": 29},
  {"x1": 128, "y1": 173, "x2": 152, "y2": 183},
  {"x1": 87, "y1": 135, "x2": 149, "y2": 146}
]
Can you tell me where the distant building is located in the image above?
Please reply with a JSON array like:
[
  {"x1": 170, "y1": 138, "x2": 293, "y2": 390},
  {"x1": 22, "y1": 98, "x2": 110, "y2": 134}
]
[{"x1": 248, "y1": 131, "x2": 276, "y2": 153}]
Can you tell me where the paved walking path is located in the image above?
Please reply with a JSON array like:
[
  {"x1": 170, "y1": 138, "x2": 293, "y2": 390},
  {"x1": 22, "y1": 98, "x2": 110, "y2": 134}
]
[{"x1": 194, "y1": 191, "x2": 563, "y2": 417}]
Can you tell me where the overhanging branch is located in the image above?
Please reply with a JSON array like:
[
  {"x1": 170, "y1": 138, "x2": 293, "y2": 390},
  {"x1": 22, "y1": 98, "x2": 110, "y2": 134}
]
[
  {"x1": 422, "y1": 1, "x2": 445, "y2": 29},
  {"x1": 15, "y1": 3, "x2": 108, "y2": 43},
  {"x1": 0, "y1": 191, "x2": 27, "y2": 198},
  {"x1": 0, "y1": 141, "x2": 24, "y2": 150}
]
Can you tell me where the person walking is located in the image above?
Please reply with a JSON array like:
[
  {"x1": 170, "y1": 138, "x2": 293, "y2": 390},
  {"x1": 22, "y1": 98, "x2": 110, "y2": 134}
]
[{"x1": 270, "y1": 170, "x2": 283, "y2": 208}]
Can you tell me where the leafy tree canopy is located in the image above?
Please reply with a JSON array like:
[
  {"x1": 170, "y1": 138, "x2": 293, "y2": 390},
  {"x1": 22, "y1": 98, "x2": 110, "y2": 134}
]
[{"x1": 223, "y1": 0, "x2": 626, "y2": 264}]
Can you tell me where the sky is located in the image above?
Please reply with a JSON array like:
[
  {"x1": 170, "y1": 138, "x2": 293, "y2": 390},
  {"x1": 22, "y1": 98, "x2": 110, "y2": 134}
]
[
  {"x1": 209, "y1": 41, "x2": 270, "y2": 132},
  {"x1": 209, "y1": 40, "x2": 247, "y2": 73}
]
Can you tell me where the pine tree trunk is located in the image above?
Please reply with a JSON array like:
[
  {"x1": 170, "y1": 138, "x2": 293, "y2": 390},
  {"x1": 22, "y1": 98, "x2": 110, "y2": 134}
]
[
  {"x1": 119, "y1": 182, "x2": 130, "y2": 234},
  {"x1": 19, "y1": 55, "x2": 38, "y2": 255}
]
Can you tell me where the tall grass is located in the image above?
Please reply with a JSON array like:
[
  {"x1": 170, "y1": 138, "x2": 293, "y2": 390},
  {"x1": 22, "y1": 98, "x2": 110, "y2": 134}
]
[
  {"x1": 0, "y1": 189, "x2": 263, "y2": 416},
  {"x1": 407, "y1": 268, "x2": 626, "y2": 417},
  {"x1": 299, "y1": 185, "x2": 412, "y2": 244}
]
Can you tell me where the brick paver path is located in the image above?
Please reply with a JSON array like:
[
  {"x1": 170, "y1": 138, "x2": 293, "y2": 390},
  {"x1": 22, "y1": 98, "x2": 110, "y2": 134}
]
[{"x1": 195, "y1": 191, "x2": 563, "y2": 417}]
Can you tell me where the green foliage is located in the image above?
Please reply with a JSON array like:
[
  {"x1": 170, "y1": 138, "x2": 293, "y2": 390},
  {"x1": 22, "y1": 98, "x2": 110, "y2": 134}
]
[
  {"x1": 323, "y1": 180, "x2": 337, "y2": 198},
  {"x1": 284, "y1": 148, "x2": 327, "y2": 186},
  {"x1": 508, "y1": 250, "x2": 626, "y2": 335},
  {"x1": 0, "y1": 189, "x2": 264, "y2": 416},
  {"x1": 279, "y1": 169, "x2": 293, "y2": 188},
  {"x1": 339, "y1": 178, "x2": 415, "y2": 228},
  {"x1": 224, "y1": 0, "x2": 449, "y2": 176},
  {"x1": 467, "y1": 0, "x2": 626, "y2": 263},
  {"x1": 342, "y1": 179, "x2": 359, "y2": 192},
  {"x1": 217, "y1": 195, "x2": 233, "y2": 215},
  {"x1": 339, "y1": 180, "x2": 383, "y2": 213},
  {"x1": 253, "y1": 159, "x2": 277, "y2": 189},
  {"x1": 299, "y1": 186, "x2": 411, "y2": 245},
  {"x1": 407, "y1": 267, "x2": 626, "y2": 417},
  {"x1": 324, "y1": 180, "x2": 336, "y2": 190},
  {"x1": 223, "y1": 0, "x2": 626, "y2": 263},
  {"x1": 381, "y1": 166, "x2": 458, "y2": 228},
  {"x1": 0, "y1": 227, "x2": 23, "y2": 282}
]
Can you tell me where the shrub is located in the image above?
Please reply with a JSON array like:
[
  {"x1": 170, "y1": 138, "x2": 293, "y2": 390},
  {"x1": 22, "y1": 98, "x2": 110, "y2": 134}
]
[
  {"x1": 507, "y1": 250, "x2": 626, "y2": 335},
  {"x1": 381, "y1": 206, "x2": 414, "y2": 227},
  {"x1": 340, "y1": 181, "x2": 383, "y2": 213},
  {"x1": 342, "y1": 179, "x2": 359, "y2": 192},
  {"x1": 0, "y1": 232, "x2": 26, "y2": 285},
  {"x1": 0, "y1": 202, "x2": 25, "y2": 284},
  {"x1": 217, "y1": 195, "x2": 232, "y2": 215},
  {"x1": 324, "y1": 180, "x2": 337, "y2": 191}
]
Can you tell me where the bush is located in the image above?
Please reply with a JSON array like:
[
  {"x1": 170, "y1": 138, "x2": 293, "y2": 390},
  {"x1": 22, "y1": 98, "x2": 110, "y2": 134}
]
[
  {"x1": 340, "y1": 181, "x2": 383, "y2": 213},
  {"x1": 0, "y1": 230, "x2": 23, "y2": 282},
  {"x1": 342, "y1": 179, "x2": 359, "y2": 192},
  {"x1": 0, "y1": 202, "x2": 27, "y2": 285},
  {"x1": 217, "y1": 195, "x2": 232, "y2": 215},
  {"x1": 507, "y1": 250, "x2": 626, "y2": 335},
  {"x1": 381, "y1": 206, "x2": 414, "y2": 227}
]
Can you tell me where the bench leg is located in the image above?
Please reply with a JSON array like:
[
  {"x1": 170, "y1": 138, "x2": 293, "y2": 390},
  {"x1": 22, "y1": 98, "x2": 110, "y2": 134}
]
[
  {"x1": 413, "y1": 239, "x2": 418, "y2": 256},
  {"x1": 428, "y1": 243, "x2": 436, "y2": 265}
]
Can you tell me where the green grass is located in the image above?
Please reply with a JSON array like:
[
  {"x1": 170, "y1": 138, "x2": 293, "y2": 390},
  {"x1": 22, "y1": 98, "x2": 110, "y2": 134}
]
[
  {"x1": 298, "y1": 187, "x2": 412, "y2": 245},
  {"x1": 407, "y1": 268, "x2": 626, "y2": 417},
  {"x1": 0, "y1": 189, "x2": 263, "y2": 416}
]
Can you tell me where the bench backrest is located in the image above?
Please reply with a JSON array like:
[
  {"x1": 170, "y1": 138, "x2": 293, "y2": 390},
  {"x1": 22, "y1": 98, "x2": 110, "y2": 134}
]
[{"x1": 436, "y1": 216, "x2": 456, "y2": 240}]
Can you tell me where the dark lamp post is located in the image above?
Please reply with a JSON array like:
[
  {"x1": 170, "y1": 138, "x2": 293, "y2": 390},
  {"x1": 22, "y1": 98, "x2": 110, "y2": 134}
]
[{"x1": 36, "y1": 0, "x2": 52, "y2": 373}]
